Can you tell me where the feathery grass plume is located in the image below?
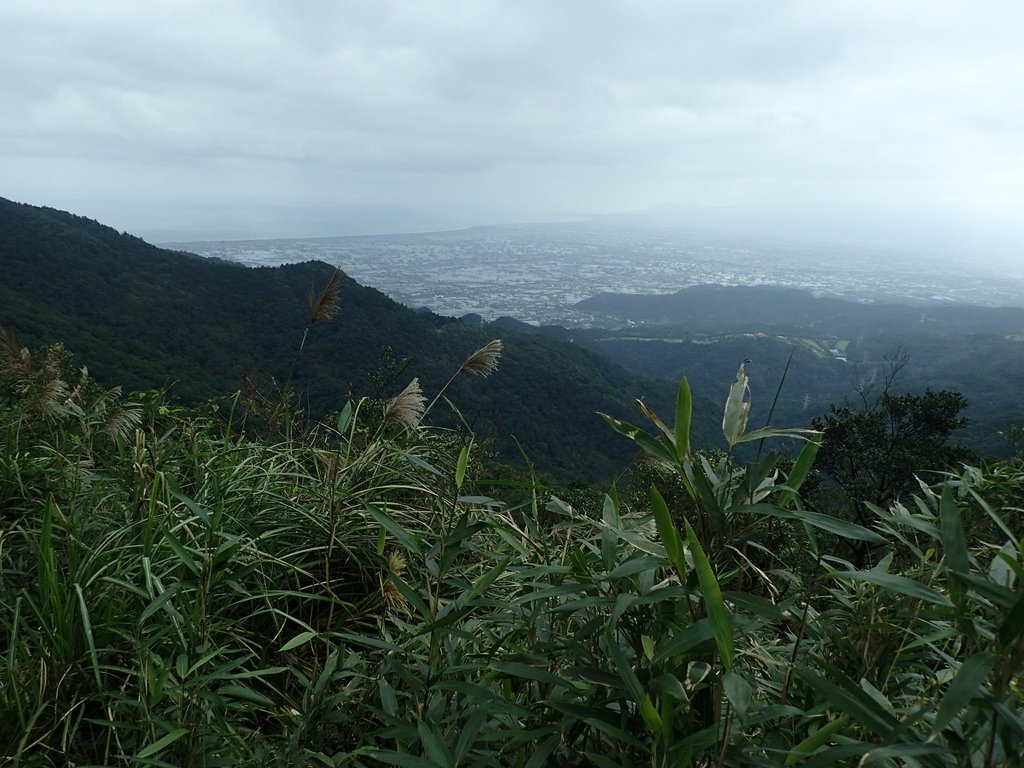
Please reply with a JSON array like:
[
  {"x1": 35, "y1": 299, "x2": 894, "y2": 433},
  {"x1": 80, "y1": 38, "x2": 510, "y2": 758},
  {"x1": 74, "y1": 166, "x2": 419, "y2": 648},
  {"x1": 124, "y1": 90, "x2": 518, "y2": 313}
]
[
  {"x1": 459, "y1": 339, "x2": 503, "y2": 377},
  {"x1": 424, "y1": 338, "x2": 504, "y2": 417},
  {"x1": 307, "y1": 267, "x2": 344, "y2": 326},
  {"x1": 0, "y1": 326, "x2": 32, "y2": 378},
  {"x1": 383, "y1": 378, "x2": 425, "y2": 429}
]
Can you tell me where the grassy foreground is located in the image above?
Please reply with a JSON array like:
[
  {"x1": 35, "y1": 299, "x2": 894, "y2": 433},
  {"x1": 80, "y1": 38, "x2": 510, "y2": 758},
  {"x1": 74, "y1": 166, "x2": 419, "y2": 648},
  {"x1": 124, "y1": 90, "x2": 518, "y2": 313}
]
[{"x1": 2, "y1": 335, "x2": 1023, "y2": 767}]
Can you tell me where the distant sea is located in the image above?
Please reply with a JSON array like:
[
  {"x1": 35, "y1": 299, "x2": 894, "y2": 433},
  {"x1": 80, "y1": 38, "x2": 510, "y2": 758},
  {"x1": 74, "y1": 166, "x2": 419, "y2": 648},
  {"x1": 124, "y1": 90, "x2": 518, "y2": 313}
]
[{"x1": 164, "y1": 222, "x2": 1024, "y2": 326}]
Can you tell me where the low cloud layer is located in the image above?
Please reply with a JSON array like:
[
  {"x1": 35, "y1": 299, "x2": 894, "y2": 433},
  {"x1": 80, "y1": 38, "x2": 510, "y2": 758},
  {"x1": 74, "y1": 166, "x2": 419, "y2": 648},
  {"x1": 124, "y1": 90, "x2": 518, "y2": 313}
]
[{"x1": 2, "y1": 1, "x2": 1022, "y2": 259}]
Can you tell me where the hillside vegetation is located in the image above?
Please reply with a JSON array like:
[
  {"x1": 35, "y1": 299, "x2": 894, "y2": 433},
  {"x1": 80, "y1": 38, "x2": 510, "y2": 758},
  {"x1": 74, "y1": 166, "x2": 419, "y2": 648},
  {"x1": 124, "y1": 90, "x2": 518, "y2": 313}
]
[
  {"x1": 570, "y1": 286, "x2": 1024, "y2": 457},
  {"x1": 2, "y1": 336, "x2": 1023, "y2": 766}
]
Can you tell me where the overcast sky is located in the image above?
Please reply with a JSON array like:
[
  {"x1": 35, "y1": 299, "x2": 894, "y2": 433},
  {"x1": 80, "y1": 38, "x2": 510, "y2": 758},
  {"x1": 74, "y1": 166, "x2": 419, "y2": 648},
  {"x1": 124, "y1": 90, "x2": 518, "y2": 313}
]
[{"x1": 2, "y1": 1, "x2": 1022, "y2": 262}]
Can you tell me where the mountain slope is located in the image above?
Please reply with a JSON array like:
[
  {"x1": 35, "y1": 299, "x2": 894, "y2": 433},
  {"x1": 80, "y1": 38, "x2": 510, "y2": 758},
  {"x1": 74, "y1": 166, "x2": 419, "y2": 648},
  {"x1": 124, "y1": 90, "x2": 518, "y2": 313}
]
[{"x1": 0, "y1": 197, "x2": 722, "y2": 480}]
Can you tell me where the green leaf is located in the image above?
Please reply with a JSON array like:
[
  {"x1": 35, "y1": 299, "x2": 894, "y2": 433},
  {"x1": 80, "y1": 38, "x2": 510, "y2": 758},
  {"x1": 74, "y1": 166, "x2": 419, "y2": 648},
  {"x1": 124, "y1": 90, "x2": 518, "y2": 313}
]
[
  {"x1": 939, "y1": 484, "x2": 969, "y2": 575},
  {"x1": 722, "y1": 361, "x2": 752, "y2": 447},
  {"x1": 833, "y1": 570, "x2": 954, "y2": 607},
  {"x1": 999, "y1": 593, "x2": 1024, "y2": 647},
  {"x1": 640, "y1": 693, "x2": 663, "y2": 732},
  {"x1": 778, "y1": 433, "x2": 822, "y2": 508},
  {"x1": 794, "y1": 668, "x2": 898, "y2": 737},
  {"x1": 800, "y1": 742, "x2": 947, "y2": 768},
  {"x1": 606, "y1": 555, "x2": 667, "y2": 580},
  {"x1": 496, "y1": 662, "x2": 575, "y2": 689},
  {"x1": 722, "y1": 671, "x2": 752, "y2": 719},
  {"x1": 785, "y1": 715, "x2": 850, "y2": 765},
  {"x1": 933, "y1": 652, "x2": 997, "y2": 733},
  {"x1": 741, "y1": 504, "x2": 886, "y2": 543},
  {"x1": 455, "y1": 443, "x2": 470, "y2": 490},
  {"x1": 674, "y1": 376, "x2": 692, "y2": 461},
  {"x1": 651, "y1": 485, "x2": 685, "y2": 579},
  {"x1": 379, "y1": 678, "x2": 398, "y2": 717},
  {"x1": 136, "y1": 728, "x2": 190, "y2": 759},
  {"x1": 336, "y1": 400, "x2": 353, "y2": 433},
  {"x1": 600, "y1": 413, "x2": 678, "y2": 466},
  {"x1": 731, "y1": 426, "x2": 820, "y2": 446},
  {"x1": 365, "y1": 503, "x2": 422, "y2": 554},
  {"x1": 606, "y1": 640, "x2": 645, "y2": 703},
  {"x1": 74, "y1": 584, "x2": 102, "y2": 690},
  {"x1": 417, "y1": 719, "x2": 452, "y2": 767},
  {"x1": 280, "y1": 630, "x2": 317, "y2": 652},
  {"x1": 367, "y1": 752, "x2": 439, "y2": 768},
  {"x1": 685, "y1": 520, "x2": 733, "y2": 670},
  {"x1": 218, "y1": 684, "x2": 275, "y2": 707},
  {"x1": 391, "y1": 572, "x2": 433, "y2": 622}
]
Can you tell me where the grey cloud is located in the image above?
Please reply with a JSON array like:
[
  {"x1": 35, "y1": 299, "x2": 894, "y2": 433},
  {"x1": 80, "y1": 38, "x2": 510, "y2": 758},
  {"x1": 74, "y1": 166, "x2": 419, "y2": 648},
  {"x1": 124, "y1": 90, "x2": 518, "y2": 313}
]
[{"x1": 1, "y1": 0, "x2": 1022, "y2": 257}]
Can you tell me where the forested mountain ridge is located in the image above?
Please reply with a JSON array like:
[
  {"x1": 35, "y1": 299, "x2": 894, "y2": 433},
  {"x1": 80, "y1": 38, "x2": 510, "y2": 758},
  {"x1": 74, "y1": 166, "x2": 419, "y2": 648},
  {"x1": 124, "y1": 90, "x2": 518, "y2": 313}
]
[
  {"x1": 577, "y1": 283, "x2": 1024, "y2": 336},
  {"x1": 0, "y1": 196, "x2": 720, "y2": 480}
]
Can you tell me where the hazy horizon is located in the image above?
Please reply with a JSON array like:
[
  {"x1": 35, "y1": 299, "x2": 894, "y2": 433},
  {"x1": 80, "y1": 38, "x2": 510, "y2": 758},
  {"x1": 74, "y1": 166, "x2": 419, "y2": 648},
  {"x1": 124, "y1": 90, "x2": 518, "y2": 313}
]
[{"x1": 3, "y1": 2, "x2": 1023, "y2": 264}]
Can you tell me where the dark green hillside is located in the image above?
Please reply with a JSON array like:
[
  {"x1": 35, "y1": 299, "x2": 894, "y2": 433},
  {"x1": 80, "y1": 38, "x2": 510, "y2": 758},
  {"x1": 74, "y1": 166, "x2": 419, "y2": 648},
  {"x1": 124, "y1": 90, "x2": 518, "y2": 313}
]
[
  {"x1": 0, "y1": 197, "x2": 722, "y2": 479},
  {"x1": 571, "y1": 285, "x2": 1024, "y2": 457}
]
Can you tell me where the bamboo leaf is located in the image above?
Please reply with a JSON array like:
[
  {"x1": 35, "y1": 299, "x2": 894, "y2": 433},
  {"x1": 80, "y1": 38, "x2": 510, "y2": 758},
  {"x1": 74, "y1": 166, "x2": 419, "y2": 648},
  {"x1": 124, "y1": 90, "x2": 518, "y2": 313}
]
[
  {"x1": 455, "y1": 443, "x2": 470, "y2": 489},
  {"x1": 651, "y1": 485, "x2": 685, "y2": 579},
  {"x1": 606, "y1": 640, "x2": 645, "y2": 703},
  {"x1": 940, "y1": 483, "x2": 969, "y2": 578},
  {"x1": 933, "y1": 652, "x2": 996, "y2": 733},
  {"x1": 600, "y1": 413, "x2": 678, "y2": 465},
  {"x1": 365, "y1": 503, "x2": 422, "y2": 555},
  {"x1": 1000, "y1": 594, "x2": 1024, "y2": 647},
  {"x1": 336, "y1": 400, "x2": 353, "y2": 433},
  {"x1": 723, "y1": 671, "x2": 753, "y2": 719},
  {"x1": 280, "y1": 630, "x2": 317, "y2": 652},
  {"x1": 794, "y1": 668, "x2": 898, "y2": 737},
  {"x1": 640, "y1": 693, "x2": 663, "y2": 732},
  {"x1": 786, "y1": 716, "x2": 851, "y2": 765},
  {"x1": 739, "y1": 504, "x2": 885, "y2": 541},
  {"x1": 778, "y1": 433, "x2": 822, "y2": 508},
  {"x1": 674, "y1": 376, "x2": 692, "y2": 462},
  {"x1": 417, "y1": 719, "x2": 453, "y2": 767},
  {"x1": 367, "y1": 752, "x2": 439, "y2": 768},
  {"x1": 218, "y1": 684, "x2": 275, "y2": 707},
  {"x1": 785, "y1": 715, "x2": 850, "y2": 765},
  {"x1": 136, "y1": 728, "x2": 190, "y2": 759},
  {"x1": 496, "y1": 662, "x2": 576, "y2": 689},
  {"x1": 731, "y1": 426, "x2": 821, "y2": 446},
  {"x1": 833, "y1": 570, "x2": 954, "y2": 607},
  {"x1": 685, "y1": 520, "x2": 733, "y2": 670},
  {"x1": 722, "y1": 361, "x2": 752, "y2": 447}
]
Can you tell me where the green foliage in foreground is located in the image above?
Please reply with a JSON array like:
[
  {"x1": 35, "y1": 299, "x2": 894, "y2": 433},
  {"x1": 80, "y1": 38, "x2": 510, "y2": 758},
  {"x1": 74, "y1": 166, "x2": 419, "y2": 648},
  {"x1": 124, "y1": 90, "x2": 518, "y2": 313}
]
[{"x1": 2, "y1": 346, "x2": 1024, "y2": 766}]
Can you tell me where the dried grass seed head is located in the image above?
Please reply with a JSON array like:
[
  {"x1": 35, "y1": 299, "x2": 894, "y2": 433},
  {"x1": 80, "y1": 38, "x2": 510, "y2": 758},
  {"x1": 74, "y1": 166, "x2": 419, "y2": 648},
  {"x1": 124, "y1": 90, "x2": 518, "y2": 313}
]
[
  {"x1": 383, "y1": 378, "x2": 425, "y2": 429},
  {"x1": 381, "y1": 551, "x2": 410, "y2": 612},
  {"x1": 460, "y1": 339, "x2": 503, "y2": 377},
  {"x1": 308, "y1": 267, "x2": 344, "y2": 325}
]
